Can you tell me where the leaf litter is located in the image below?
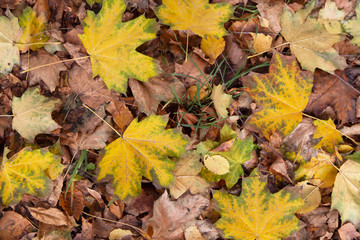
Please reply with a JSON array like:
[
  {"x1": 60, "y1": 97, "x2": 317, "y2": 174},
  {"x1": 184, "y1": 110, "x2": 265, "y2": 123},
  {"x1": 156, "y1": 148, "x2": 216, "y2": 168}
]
[{"x1": 1, "y1": 0, "x2": 360, "y2": 239}]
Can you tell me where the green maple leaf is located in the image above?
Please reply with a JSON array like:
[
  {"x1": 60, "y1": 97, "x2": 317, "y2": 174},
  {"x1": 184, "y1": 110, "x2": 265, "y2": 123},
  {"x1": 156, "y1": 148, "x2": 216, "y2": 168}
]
[{"x1": 79, "y1": 0, "x2": 158, "y2": 93}]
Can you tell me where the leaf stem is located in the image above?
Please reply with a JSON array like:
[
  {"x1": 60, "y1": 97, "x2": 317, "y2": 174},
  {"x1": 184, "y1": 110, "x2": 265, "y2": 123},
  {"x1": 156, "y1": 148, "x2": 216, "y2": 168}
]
[
  {"x1": 0, "y1": 115, "x2": 14, "y2": 117},
  {"x1": 82, "y1": 103, "x2": 122, "y2": 137},
  {"x1": 20, "y1": 56, "x2": 90, "y2": 74},
  {"x1": 302, "y1": 112, "x2": 358, "y2": 145}
]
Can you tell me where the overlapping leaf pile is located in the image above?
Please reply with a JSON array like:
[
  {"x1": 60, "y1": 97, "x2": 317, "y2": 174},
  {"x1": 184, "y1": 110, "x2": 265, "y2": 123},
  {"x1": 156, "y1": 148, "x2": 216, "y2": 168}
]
[{"x1": 0, "y1": 0, "x2": 360, "y2": 239}]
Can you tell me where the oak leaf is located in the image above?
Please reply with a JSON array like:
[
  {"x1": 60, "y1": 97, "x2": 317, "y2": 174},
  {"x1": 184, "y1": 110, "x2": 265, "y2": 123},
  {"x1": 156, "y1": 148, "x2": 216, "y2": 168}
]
[
  {"x1": 313, "y1": 118, "x2": 343, "y2": 153},
  {"x1": 243, "y1": 52, "x2": 313, "y2": 139},
  {"x1": 97, "y1": 115, "x2": 187, "y2": 200},
  {"x1": 280, "y1": 1, "x2": 346, "y2": 72},
  {"x1": 332, "y1": 160, "x2": 360, "y2": 227},
  {"x1": 79, "y1": 0, "x2": 157, "y2": 94},
  {"x1": 213, "y1": 170, "x2": 304, "y2": 239},
  {"x1": 155, "y1": 0, "x2": 233, "y2": 38},
  {"x1": 0, "y1": 147, "x2": 63, "y2": 206},
  {"x1": 168, "y1": 151, "x2": 210, "y2": 199},
  {"x1": 12, "y1": 87, "x2": 61, "y2": 142},
  {"x1": 0, "y1": 9, "x2": 23, "y2": 75},
  {"x1": 17, "y1": 7, "x2": 49, "y2": 52}
]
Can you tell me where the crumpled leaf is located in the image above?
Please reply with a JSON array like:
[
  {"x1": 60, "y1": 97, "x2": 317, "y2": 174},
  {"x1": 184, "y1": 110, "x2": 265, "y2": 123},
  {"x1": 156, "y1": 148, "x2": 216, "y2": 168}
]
[
  {"x1": 253, "y1": 0, "x2": 284, "y2": 33},
  {"x1": 146, "y1": 191, "x2": 209, "y2": 240},
  {"x1": 79, "y1": 0, "x2": 157, "y2": 93},
  {"x1": 97, "y1": 115, "x2": 187, "y2": 201},
  {"x1": 168, "y1": 151, "x2": 210, "y2": 199},
  {"x1": 280, "y1": 1, "x2": 346, "y2": 72},
  {"x1": 213, "y1": 170, "x2": 304, "y2": 240},
  {"x1": 21, "y1": 50, "x2": 67, "y2": 92},
  {"x1": 200, "y1": 36, "x2": 225, "y2": 64},
  {"x1": 319, "y1": 0, "x2": 345, "y2": 34},
  {"x1": 313, "y1": 118, "x2": 344, "y2": 153},
  {"x1": 155, "y1": 0, "x2": 233, "y2": 38},
  {"x1": 332, "y1": 160, "x2": 360, "y2": 227},
  {"x1": 12, "y1": 87, "x2": 61, "y2": 142},
  {"x1": 210, "y1": 84, "x2": 233, "y2": 119},
  {"x1": 17, "y1": 7, "x2": 49, "y2": 52},
  {"x1": 243, "y1": 52, "x2": 313, "y2": 139},
  {"x1": 342, "y1": 1, "x2": 360, "y2": 46},
  {"x1": 0, "y1": 9, "x2": 23, "y2": 75},
  {"x1": 0, "y1": 147, "x2": 62, "y2": 206},
  {"x1": 129, "y1": 76, "x2": 185, "y2": 115}
]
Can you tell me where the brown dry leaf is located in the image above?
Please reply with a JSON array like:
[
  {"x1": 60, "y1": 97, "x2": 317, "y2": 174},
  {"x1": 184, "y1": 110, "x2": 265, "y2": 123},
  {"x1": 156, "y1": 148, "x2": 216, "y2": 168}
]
[
  {"x1": 253, "y1": 0, "x2": 284, "y2": 33},
  {"x1": 59, "y1": 186, "x2": 85, "y2": 220},
  {"x1": 106, "y1": 100, "x2": 133, "y2": 133},
  {"x1": 269, "y1": 156, "x2": 293, "y2": 183},
  {"x1": 126, "y1": 0, "x2": 158, "y2": 10},
  {"x1": 0, "y1": 0, "x2": 21, "y2": 8},
  {"x1": 223, "y1": 35, "x2": 247, "y2": 72},
  {"x1": 305, "y1": 69, "x2": 360, "y2": 126},
  {"x1": 129, "y1": 76, "x2": 185, "y2": 115},
  {"x1": 34, "y1": 0, "x2": 50, "y2": 20},
  {"x1": 125, "y1": 187, "x2": 158, "y2": 217},
  {"x1": 21, "y1": 50, "x2": 67, "y2": 92},
  {"x1": 0, "y1": 106, "x2": 10, "y2": 139},
  {"x1": 68, "y1": 64, "x2": 116, "y2": 109},
  {"x1": 28, "y1": 207, "x2": 71, "y2": 227},
  {"x1": 338, "y1": 223, "x2": 360, "y2": 240},
  {"x1": 175, "y1": 52, "x2": 212, "y2": 88},
  {"x1": 146, "y1": 192, "x2": 209, "y2": 240},
  {"x1": 0, "y1": 211, "x2": 34, "y2": 240},
  {"x1": 212, "y1": 0, "x2": 246, "y2": 5}
]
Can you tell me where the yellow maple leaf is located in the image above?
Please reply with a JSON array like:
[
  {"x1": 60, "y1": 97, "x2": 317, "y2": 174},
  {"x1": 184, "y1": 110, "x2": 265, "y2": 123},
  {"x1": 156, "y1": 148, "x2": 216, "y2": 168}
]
[
  {"x1": 281, "y1": 1, "x2": 347, "y2": 72},
  {"x1": 243, "y1": 52, "x2": 313, "y2": 139},
  {"x1": 155, "y1": 0, "x2": 233, "y2": 38},
  {"x1": 0, "y1": 147, "x2": 63, "y2": 206},
  {"x1": 213, "y1": 170, "x2": 304, "y2": 239},
  {"x1": 79, "y1": 0, "x2": 158, "y2": 94},
  {"x1": 97, "y1": 115, "x2": 188, "y2": 201},
  {"x1": 12, "y1": 87, "x2": 61, "y2": 142},
  {"x1": 200, "y1": 36, "x2": 225, "y2": 64},
  {"x1": 17, "y1": 7, "x2": 49, "y2": 52},
  {"x1": 313, "y1": 118, "x2": 343, "y2": 153}
]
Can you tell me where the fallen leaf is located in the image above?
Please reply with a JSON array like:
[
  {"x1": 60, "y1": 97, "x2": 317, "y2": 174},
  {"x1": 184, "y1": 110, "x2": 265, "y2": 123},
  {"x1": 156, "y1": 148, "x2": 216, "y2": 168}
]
[
  {"x1": 28, "y1": 207, "x2": 70, "y2": 226},
  {"x1": 0, "y1": 147, "x2": 62, "y2": 205},
  {"x1": 17, "y1": 6, "x2": 49, "y2": 52},
  {"x1": 184, "y1": 225, "x2": 205, "y2": 240},
  {"x1": 210, "y1": 84, "x2": 233, "y2": 119},
  {"x1": 249, "y1": 33, "x2": 273, "y2": 53},
  {"x1": 280, "y1": 1, "x2": 346, "y2": 72},
  {"x1": 253, "y1": 0, "x2": 284, "y2": 33},
  {"x1": 79, "y1": 0, "x2": 157, "y2": 93},
  {"x1": 213, "y1": 170, "x2": 304, "y2": 240},
  {"x1": 200, "y1": 36, "x2": 225, "y2": 64},
  {"x1": 109, "y1": 229, "x2": 133, "y2": 240},
  {"x1": 342, "y1": 2, "x2": 360, "y2": 46},
  {"x1": 0, "y1": 9, "x2": 23, "y2": 75},
  {"x1": 129, "y1": 76, "x2": 185, "y2": 115},
  {"x1": 332, "y1": 160, "x2": 360, "y2": 227},
  {"x1": 305, "y1": 69, "x2": 360, "y2": 127},
  {"x1": 155, "y1": 0, "x2": 233, "y2": 38},
  {"x1": 319, "y1": 0, "x2": 345, "y2": 34},
  {"x1": 204, "y1": 154, "x2": 229, "y2": 175},
  {"x1": 146, "y1": 191, "x2": 209, "y2": 240},
  {"x1": 68, "y1": 64, "x2": 115, "y2": 109},
  {"x1": 243, "y1": 52, "x2": 313, "y2": 139},
  {"x1": 313, "y1": 118, "x2": 344, "y2": 153},
  {"x1": 12, "y1": 87, "x2": 61, "y2": 142},
  {"x1": 338, "y1": 223, "x2": 360, "y2": 240},
  {"x1": 0, "y1": 211, "x2": 34, "y2": 240},
  {"x1": 97, "y1": 115, "x2": 187, "y2": 200},
  {"x1": 296, "y1": 180, "x2": 321, "y2": 214},
  {"x1": 106, "y1": 100, "x2": 134, "y2": 133},
  {"x1": 169, "y1": 151, "x2": 210, "y2": 199},
  {"x1": 59, "y1": 186, "x2": 84, "y2": 220},
  {"x1": 21, "y1": 50, "x2": 67, "y2": 92}
]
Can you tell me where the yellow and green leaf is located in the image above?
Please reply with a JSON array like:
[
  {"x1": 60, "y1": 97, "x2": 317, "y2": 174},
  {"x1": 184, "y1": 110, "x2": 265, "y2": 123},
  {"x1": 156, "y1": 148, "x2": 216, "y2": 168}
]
[
  {"x1": 342, "y1": 1, "x2": 360, "y2": 46},
  {"x1": 97, "y1": 115, "x2": 187, "y2": 201},
  {"x1": 332, "y1": 160, "x2": 360, "y2": 227},
  {"x1": 281, "y1": 1, "x2": 346, "y2": 72},
  {"x1": 0, "y1": 9, "x2": 23, "y2": 75},
  {"x1": 243, "y1": 52, "x2": 313, "y2": 139},
  {"x1": 210, "y1": 84, "x2": 233, "y2": 119},
  {"x1": 79, "y1": 0, "x2": 158, "y2": 94},
  {"x1": 18, "y1": 7, "x2": 49, "y2": 52},
  {"x1": 12, "y1": 87, "x2": 61, "y2": 142},
  {"x1": 313, "y1": 118, "x2": 343, "y2": 153},
  {"x1": 213, "y1": 170, "x2": 304, "y2": 240},
  {"x1": 0, "y1": 147, "x2": 63, "y2": 206},
  {"x1": 155, "y1": 0, "x2": 233, "y2": 38}
]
